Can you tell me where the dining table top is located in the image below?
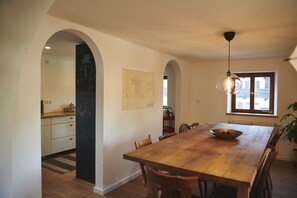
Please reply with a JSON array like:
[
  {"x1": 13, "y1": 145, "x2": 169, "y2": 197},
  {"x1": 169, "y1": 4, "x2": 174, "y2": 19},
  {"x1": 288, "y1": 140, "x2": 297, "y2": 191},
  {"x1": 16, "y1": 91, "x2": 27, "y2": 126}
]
[{"x1": 123, "y1": 122, "x2": 274, "y2": 197}]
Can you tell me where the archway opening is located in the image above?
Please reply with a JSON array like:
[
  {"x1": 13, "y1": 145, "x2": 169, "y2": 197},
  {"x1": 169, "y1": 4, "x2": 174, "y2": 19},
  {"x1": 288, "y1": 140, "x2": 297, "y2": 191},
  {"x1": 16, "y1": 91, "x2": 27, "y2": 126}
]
[
  {"x1": 162, "y1": 60, "x2": 181, "y2": 134},
  {"x1": 40, "y1": 29, "x2": 104, "y2": 194}
]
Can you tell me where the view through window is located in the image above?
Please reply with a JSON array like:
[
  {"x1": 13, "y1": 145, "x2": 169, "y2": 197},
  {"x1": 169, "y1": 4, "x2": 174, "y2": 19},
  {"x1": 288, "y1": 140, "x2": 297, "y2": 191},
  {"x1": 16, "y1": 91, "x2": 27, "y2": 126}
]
[
  {"x1": 231, "y1": 72, "x2": 275, "y2": 114},
  {"x1": 163, "y1": 76, "x2": 168, "y2": 106}
]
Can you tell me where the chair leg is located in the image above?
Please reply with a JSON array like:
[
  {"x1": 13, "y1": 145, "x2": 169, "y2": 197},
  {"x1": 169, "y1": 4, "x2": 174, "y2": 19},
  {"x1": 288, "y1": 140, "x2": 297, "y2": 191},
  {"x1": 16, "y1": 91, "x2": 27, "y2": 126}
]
[
  {"x1": 198, "y1": 180, "x2": 204, "y2": 198},
  {"x1": 267, "y1": 171, "x2": 273, "y2": 188},
  {"x1": 263, "y1": 189, "x2": 266, "y2": 198},
  {"x1": 199, "y1": 180, "x2": 208, "y2": 198},
  {"x1": 266, "y1": 176, "x2": 272, "y2": 198},
  {"x1": 204, "y1": 181, "x2": 207, "y2": 198},
  {"x1": 198, "y1": 180, "x2": 213, "y2": 198}
]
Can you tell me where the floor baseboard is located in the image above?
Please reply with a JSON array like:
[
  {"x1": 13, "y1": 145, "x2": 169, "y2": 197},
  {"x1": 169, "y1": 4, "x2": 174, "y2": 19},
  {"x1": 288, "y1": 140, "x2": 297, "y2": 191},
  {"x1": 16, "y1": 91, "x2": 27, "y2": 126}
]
[{"x1": 93, "y1": 171, "x2": 142, "y2": 195}]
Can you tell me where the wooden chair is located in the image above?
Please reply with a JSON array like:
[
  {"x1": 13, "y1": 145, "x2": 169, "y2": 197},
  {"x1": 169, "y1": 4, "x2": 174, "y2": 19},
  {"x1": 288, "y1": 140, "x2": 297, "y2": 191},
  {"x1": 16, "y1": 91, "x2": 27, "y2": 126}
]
[
  {"x1": 179, "y1": 123, "x2": 191, "y2": 133},
  {"x1": 134, "y1": 135, "x2": 152, "y2": 187},
  {"x1": 159, "y1": 133, "x2": 177, "y2": 141},
  {"x1": 145, "y1": 164, "x2": 198, "y2": 198},
  {"x1": 268, "y1": 125, "x2": 283, "y2": 147},
  {"x1": 208, "y1": 147, "x2": 278, "y2": 198},
  {"x1": 266, "y1": 125, "x2": 283, "y2": 192},
  {"x1": 251, "y1": 147, "x2": 278, "y2": 198},
  {"x1": 189, "y1": 122, "x2": 199, "y2": 129}
]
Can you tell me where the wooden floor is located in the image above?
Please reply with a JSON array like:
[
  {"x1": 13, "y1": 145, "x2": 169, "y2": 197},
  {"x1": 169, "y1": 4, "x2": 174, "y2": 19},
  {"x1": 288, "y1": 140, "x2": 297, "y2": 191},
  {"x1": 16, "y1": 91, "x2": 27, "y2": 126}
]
[
  {"x1": 42, "y1": 168, "x2": 103, "y2": 198},
  {"x1": 43, "y1": 160, "x2": 297, "y2": 198},
  {"x1": 269, "y1": 160, "x2": 297, "y2": 198}
]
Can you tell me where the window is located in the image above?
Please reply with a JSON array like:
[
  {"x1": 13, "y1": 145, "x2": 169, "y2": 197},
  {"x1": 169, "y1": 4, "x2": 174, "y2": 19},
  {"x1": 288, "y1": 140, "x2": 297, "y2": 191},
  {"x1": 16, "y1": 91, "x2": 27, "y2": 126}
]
[
  {"x1": 231, "y1": 72, "x2": 275, "y2": 114},
  {"x1": 163, "y1": 76, "x2": 168, "y2": 106}
]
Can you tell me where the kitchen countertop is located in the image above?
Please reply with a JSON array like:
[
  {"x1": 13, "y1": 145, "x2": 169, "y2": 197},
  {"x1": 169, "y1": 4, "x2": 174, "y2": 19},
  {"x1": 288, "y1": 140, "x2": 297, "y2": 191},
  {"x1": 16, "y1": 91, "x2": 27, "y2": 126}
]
[{"x1": 41, "y1": 111, "x2": 75, "y2": 118}]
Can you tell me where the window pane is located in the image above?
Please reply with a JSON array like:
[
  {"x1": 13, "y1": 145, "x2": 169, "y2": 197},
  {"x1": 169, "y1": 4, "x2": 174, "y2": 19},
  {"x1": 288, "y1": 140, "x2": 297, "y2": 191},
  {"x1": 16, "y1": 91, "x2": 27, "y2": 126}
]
[
  {"x1": 231, "y1": 72, "x2": 275, "y2": 114},
  {"x1": 235, "y1": 77, "x2": 250, "y2": 109},
  {"x1": 163, "y1": 78, "x2": 168, "y2": 106},
  {"x1": 254, "y1": 77, "x2": 270, "y2": 110}
]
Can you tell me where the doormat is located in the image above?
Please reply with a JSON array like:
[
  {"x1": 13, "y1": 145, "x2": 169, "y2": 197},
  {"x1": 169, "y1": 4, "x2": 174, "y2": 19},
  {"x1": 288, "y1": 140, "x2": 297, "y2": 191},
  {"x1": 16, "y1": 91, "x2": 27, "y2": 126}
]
[{"x1": 42, "y1": 153, "x2": 76, "y2": 174}]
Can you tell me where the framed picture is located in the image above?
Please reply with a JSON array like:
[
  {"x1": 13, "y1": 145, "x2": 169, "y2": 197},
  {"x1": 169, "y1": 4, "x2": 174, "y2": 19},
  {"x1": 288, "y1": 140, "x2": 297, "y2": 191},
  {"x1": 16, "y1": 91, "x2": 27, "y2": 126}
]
[{"x1": 122, "y1": 69, "x2": 154, "y2": 110}]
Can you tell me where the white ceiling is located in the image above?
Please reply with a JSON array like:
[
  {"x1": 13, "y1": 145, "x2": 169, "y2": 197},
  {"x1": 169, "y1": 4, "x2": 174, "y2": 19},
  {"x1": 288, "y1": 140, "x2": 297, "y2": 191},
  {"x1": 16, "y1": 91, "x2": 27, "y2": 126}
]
[
  {"x1": 42, "y1": 31, "x2": 83, "y2": 57},
  {"x1": 46, "y1": 0, "x2": 297, "y2": 61}
]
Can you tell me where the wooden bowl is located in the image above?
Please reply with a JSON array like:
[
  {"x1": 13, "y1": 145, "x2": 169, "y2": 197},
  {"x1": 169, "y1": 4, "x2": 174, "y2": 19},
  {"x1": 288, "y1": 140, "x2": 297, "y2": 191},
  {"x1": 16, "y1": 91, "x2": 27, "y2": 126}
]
[{"x1": 210, "y1": 128, "x2": 243, "y2": 139}]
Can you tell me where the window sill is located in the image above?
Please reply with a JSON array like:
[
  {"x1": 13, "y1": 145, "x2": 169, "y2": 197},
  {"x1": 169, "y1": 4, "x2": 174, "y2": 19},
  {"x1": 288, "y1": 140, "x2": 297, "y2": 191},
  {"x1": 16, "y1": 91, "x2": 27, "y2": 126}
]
[{"x1": 226, "y1": 112, "x2": 278, "y2": 118}]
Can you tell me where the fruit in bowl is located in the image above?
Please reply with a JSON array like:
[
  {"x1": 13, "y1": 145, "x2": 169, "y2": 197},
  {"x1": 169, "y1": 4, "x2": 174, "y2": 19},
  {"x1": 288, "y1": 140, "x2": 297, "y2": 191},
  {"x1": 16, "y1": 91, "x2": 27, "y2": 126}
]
[{"x1": 210, "y1": 128, "x2": 243, "y2": 139}]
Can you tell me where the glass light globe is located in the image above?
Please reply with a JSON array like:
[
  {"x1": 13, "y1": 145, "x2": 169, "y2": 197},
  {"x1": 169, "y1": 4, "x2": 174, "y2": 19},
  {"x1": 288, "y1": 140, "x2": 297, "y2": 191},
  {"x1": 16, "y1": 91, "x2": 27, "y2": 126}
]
[{"x1": 216, "y1": 72, "x2": 242, "y2": 94}]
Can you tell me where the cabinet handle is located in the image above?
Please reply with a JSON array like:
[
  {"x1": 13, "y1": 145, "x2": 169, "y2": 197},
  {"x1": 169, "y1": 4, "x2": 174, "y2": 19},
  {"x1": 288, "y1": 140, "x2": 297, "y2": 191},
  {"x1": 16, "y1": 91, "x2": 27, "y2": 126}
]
[
  {"x1": 70, "y1": 117, "x2": 73, "y2": 119},
  {"x1": 69, "y1": 124, "x2": 73, "y2": 126},
  {"x1": 69, "y1": 138, "x2": 73, "y2": 140}
]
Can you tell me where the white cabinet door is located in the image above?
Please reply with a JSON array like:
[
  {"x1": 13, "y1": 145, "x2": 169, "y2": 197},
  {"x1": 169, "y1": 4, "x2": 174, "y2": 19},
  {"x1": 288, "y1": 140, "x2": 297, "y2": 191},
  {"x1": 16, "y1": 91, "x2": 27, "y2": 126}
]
[
  {"x1": 52, "y1": 122, "x2": 75, "y2": 139},
  {"x1": 52, "y1": 135, "x2": 76, "y2": 154},
  {"x1": 41, "y1": 115, "x2": 76, "y2": 156},
  {"x1": 41, "y1": 125, "x2": 51, "y2": 156},
  {"x1": 51, "y1": 115, "x2": 76, "y2": 124}
]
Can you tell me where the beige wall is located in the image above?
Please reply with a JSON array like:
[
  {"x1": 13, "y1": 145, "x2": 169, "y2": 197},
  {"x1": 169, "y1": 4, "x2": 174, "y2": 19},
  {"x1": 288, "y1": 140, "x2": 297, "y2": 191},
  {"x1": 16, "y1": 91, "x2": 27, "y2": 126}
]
[
  {"x1": 188, "y1": 58, "x2": 297, "y2": 160},
  {"x1": 41, "y1": 56, "x2": 75, "y2": 112}
]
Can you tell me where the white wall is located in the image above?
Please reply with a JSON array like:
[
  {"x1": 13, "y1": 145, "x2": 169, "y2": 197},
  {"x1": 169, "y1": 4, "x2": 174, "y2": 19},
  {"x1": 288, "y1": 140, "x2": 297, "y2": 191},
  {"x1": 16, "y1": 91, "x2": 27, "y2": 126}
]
[
  {"x1": 41, "y1": 56, "x2": 75, "y2": 112},
  {"x1": 0, "y1": 1, "x2": 54, "y2": 198},
  {"x1": 12, "y1": 14, "x2": 191, "y2": 197},
  {"x1": 188, "y1": 58, "x2": 297, "y2": 161}
]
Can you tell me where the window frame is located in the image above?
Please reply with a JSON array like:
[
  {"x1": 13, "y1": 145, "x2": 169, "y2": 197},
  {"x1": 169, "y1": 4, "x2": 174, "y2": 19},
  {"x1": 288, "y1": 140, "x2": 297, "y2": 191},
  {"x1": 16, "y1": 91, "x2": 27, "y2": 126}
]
[{"x1": 231, "y1": 72, "x2": 275, "y2": 115}]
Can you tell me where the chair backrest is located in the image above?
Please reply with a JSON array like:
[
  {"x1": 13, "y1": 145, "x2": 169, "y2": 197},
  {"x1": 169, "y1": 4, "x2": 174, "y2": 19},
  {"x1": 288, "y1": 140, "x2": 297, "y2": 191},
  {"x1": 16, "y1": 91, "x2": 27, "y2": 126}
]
[
  {"x1": 135, "y1": 135, "x2": 152, "y2": 149},
  {"x1": 250, "y1": 146, "x2": 278, "y2": 198},
  {"x1": 268, "y1": 125, "x2": 283, "y2": 147},
  {"x1": 145, "y1": 165, "x2": 198, "y2": 198},
  {"x1": 159, "y1": 133, "x2": 177, "y2": 141},
  {"x1": 189, "y1": 122, "x2": 199, "y2": 129},
  {"x1": 134, "y1": 135, "x2": 152, "y2": 187},
  {"x1": 179, "y1": 123, "x2": 191, "y2": 133}
]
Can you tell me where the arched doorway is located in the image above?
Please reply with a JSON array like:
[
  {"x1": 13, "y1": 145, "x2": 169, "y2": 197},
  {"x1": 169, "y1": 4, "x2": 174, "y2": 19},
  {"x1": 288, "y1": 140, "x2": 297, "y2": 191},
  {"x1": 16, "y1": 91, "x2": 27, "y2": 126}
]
[
  {"x1": 39, "y1": 29, "x2": 104, "y2": 192},
  {"x1": 162, "y1": 60, "x2": 182, "y2": 134}
]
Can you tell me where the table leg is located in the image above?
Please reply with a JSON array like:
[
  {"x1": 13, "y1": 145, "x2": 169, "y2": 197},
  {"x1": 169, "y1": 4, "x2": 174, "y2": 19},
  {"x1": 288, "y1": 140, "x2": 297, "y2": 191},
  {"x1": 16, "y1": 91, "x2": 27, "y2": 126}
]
[{"x1": 237, "y1": 186, "x2": 249, "y2": 198}]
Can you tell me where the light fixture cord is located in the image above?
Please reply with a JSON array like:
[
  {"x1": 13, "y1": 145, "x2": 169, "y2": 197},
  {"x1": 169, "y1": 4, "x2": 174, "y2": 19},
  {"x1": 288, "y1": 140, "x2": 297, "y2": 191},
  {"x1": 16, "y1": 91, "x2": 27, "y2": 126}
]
[{"x1": 227, "y1": 40, "x2": 231, "y2": 74}]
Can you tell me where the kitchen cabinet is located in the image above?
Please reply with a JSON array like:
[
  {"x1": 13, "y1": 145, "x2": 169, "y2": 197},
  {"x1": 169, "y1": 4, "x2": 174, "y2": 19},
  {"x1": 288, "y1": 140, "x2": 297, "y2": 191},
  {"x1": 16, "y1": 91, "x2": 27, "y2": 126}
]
[
  {"x1": 51, "y1": 115, "x2": 76, "y2": 154},
  {"x1": 41, "y1": 113, "x2": 76, "y2": 156},
  {"x1": 41, "y1": 118, "x2": 51, "y2": 156}
]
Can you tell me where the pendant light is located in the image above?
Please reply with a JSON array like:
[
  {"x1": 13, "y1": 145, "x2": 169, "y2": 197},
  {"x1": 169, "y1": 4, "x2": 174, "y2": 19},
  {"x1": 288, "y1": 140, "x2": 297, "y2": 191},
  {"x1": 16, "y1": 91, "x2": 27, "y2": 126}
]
[{"x1": 216, "y1": 31, "x2": 242, "y2": 94}]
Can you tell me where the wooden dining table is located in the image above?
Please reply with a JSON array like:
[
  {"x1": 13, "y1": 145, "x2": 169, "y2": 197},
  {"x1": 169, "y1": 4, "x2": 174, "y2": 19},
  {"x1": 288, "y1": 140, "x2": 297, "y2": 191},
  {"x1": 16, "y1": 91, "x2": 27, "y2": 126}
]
[{"x1": 123, "y1": 122, "x2": 274, "y2": 198}]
